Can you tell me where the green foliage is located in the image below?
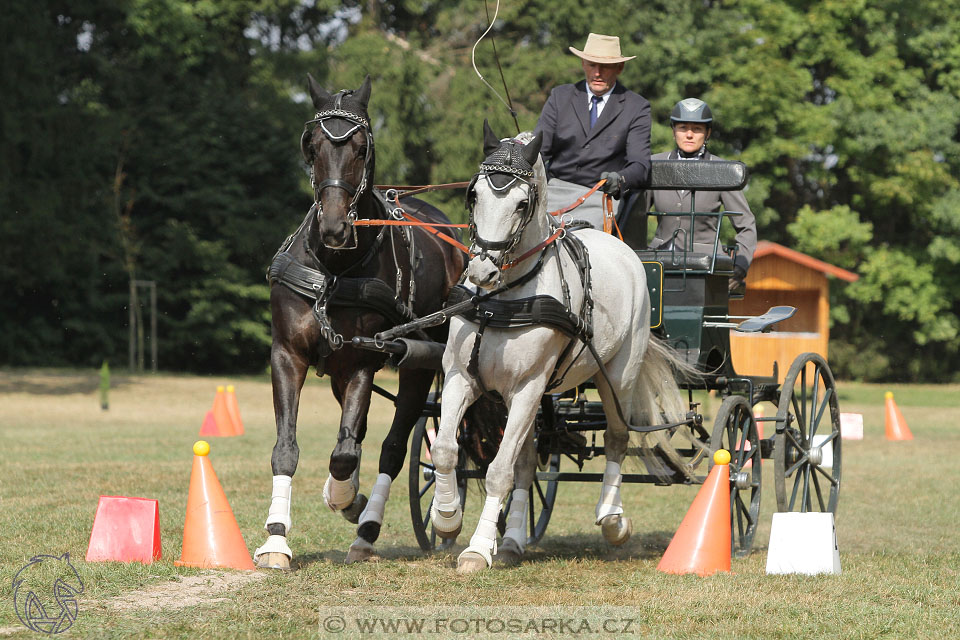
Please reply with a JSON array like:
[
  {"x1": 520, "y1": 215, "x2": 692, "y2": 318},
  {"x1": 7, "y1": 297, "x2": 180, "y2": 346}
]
[
  {"x1": 787, "y1": 205, "x2": 872, "y2": 270},
  {"x1": 2, "y1": 0, "x2": 960, "y2": 379}
]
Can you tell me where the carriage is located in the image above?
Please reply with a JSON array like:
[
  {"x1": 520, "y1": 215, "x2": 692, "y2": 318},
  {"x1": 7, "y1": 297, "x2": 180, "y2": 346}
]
[
  {"x1": 356, "y1": 154, "x2": 842, "y2": 559},
  {"x1": 265, "y1": 77, "x2": 840, "y2": 571}
]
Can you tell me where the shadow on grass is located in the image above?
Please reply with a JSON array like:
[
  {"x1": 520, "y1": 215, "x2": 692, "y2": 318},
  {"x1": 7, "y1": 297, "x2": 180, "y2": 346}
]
[
  {"x1": 290, "y1": 532, "x2": 677, "y2": 571},
  {"x1": 523, "y1": 529, "x2": 675, "y2": 563},
  {"x1": 292, "y1": 543, "x2": 456, "y2": 569}
]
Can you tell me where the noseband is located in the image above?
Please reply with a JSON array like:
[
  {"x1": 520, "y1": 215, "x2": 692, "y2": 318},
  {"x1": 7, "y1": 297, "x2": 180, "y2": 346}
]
[
  {"x1": 465, "y1": 139, "x2": 540, "y2": 266},
  {"x1": 301, "y1": 91, "x2": 375, "y2": 249}
]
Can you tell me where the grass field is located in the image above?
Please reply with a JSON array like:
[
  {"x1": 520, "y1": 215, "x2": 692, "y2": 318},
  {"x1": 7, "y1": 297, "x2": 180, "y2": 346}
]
[{"x1": 1, "y1": 368, "x2": 959, "y2": 639}]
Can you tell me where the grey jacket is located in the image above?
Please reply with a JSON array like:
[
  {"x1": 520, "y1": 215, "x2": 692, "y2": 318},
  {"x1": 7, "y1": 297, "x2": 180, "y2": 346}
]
[
  {"x1": 535, "y1": 80, "x2": 651, "y2": 192},
  {"x1": 646, "y1": 149, "x2": 757, "y2": 272}
]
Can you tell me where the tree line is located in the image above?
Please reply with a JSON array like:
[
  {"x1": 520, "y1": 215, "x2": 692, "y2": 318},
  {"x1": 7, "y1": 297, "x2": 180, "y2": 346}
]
[{"x1": 2, "y1": 0, "x2": 958, "y2": 381}]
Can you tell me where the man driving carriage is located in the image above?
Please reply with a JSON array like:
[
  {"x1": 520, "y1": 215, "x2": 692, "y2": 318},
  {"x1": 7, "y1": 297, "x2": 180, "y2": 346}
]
[
  {"x1": 534, "y1": 32, "x2": 651, "y2": 231},
  {"x1": 646, "y1": 98, "x2": 758, "y2": 292}
]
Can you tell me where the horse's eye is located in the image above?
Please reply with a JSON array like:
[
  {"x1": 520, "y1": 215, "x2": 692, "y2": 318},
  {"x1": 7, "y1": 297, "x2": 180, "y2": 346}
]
[{"x1": 516, "y1": 200, "x2": 529, "y2": 212}]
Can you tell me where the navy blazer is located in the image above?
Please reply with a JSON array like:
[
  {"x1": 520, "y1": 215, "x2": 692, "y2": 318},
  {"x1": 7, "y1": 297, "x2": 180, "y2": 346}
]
[{"x1": 535, "y1": 80, "x2": 651, "y2": 191}]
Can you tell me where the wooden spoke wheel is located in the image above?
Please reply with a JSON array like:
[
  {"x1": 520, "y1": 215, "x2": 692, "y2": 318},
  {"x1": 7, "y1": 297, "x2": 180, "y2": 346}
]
[
  {"x1": 710, "y1": 394, "x2": 762, "y2": 557},
  {"x1": 408, "y1": 393, "x2": 467, "y2": 552},
  {"x1": 775, "y1": 353, "x2": 842, "y2": 513}
]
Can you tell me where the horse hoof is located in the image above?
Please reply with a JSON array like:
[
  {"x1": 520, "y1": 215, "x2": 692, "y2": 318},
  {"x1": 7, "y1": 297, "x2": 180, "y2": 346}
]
[
  {"x1": 601, "y1": 515, "x2": 633, "y2": 546},
  {"x1": 495, "y1": 539, "x2": 523, "y2": 567},
  {"x1": 254, "y1": 552, "x2": 292, "y2": 571},
  {"x1": 341, "y1": 494, "x2": 368, "y2": 524},
  {"x1": 345, "y1": 545, "x2": 378, "y2": 564},
  {"x1": 456, "y1": 552, "x2": 489, "y2": 574},
  {"x1": 437, "y1": 536, "x2": 459, "y2": 550}
]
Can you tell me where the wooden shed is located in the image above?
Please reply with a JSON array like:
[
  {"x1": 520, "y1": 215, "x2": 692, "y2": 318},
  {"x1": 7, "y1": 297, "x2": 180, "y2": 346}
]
[{"x1": 729, "y1": 241, "x2": 858, "y2": 382}]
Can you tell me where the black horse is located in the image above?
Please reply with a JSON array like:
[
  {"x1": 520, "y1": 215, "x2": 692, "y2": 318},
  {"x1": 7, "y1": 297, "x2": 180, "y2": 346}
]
[{"x1": 254, "y1": 75, "x2": 465, "y2": 568}]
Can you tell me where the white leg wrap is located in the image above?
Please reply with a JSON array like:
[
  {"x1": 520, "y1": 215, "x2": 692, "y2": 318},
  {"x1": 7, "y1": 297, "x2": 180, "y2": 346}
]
[
  {"x1": 595, "y1": 461, "x2": 624, "y2": 524},
  {"x1": 323, "y1": 473, "x2": 357, "y2": 511},
  {"x1": 461, "y1": 496, "x2": 501, "y2": 568},
  {"x1": 254, "y1": 534, "x2": 292, "y2": 560},
  {"x1": 503, "y1": 488, "x2": 529, "y2": 552},
  {"x1": 430, "y1": 469, "x2": 463, "y2": 533},
  {"x1": 433, "y1": 469, "x2": 461, "y2": 513},
  {"x1": 358, "y1": 473, "x2": 391, "y2": 526},
  {"x1": 264, "y1": 475, "x2": 293, "y2": 532}
]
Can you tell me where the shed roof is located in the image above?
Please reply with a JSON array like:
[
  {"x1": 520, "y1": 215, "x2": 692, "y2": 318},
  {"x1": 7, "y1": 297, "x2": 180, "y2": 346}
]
[{"x1": 753, "y1": 241, "x2": 859, "y2": 282}]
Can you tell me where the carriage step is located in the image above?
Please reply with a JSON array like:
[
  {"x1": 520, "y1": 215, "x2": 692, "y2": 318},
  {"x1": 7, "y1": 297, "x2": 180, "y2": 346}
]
[{"x1": 735, "y1": 306, "x2": 796, "y2": 333}]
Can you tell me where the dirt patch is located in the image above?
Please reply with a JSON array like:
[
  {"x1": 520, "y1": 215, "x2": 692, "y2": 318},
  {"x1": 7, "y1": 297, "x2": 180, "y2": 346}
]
[{"x1": 106, "y1": 571, "x2": 267, "y2": 612}]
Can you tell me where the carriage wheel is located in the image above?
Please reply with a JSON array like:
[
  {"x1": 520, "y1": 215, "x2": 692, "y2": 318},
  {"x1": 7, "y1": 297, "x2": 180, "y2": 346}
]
[
  {"x1": 774, "y1": 353, "x2": 842, "y2": 513},
  {"x1": 408, "y1": 395, "x2": 467, "y2": 552},
  {"x1": 709, "y1": 395, "x2": 762, "y2": 557}
]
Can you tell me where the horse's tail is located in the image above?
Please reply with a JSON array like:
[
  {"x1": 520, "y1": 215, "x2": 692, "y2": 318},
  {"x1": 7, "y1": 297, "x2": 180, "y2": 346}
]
[
  {"x1": 629, "y1": 335, "x2": 702, "y2": 483},
  {"x1": 632, "y1": 335, "x2": 691, "y2": 426}
]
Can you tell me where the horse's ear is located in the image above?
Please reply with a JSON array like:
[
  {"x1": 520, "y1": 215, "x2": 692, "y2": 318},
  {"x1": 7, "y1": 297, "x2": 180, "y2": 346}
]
[
  {"x1": 307, "y1": 73, "x2": 332, "y2": 109},
  {"x1": 521, "y1": 131, "x2": 543, "y2": 166},
  {"x1": 354, "y1": 75, "x2": 372, "y2": 109},
  {"x1": 482, "y1": 119, "x2": 500, "y2": 157}
]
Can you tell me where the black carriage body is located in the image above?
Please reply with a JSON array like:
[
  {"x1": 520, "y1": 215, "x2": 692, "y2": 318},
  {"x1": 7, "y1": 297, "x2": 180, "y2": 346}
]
[{"x1": 382, "y1": 159, "x2": 842, "y2": 555}]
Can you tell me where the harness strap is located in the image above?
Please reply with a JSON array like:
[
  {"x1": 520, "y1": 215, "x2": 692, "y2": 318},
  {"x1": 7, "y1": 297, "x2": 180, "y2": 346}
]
[
  {"x1": 268, "y1": 251, "x2": 424, "y2": 337},
  {"x1": 547, "y1": 180, "x2": 605, "y2": 217},
  {"x1": 466, "y1": 310, "x2": 491, "y2": 377},
  {"x1": 501, "y1": 222, "x2": 566, "y2": 270},
  {"x1": 445, "y1": 286, "x2": 587, "y2": 337},
  {"x1": 372, "y1": 250, "x2": 548, "y2": 343},
  {"x1": 585, "y1": 339, "x2": 687, "y2": 434}
]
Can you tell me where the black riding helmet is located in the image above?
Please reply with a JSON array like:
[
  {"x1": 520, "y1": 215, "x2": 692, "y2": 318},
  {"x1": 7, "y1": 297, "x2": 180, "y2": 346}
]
[{"x1": 670, "y1": 98, "x2": 713, "y2": 125}]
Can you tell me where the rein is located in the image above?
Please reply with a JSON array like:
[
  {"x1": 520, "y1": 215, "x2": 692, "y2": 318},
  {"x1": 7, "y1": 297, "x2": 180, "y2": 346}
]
[{"x1": 355, "y1": 178, "x2": 618, "y2": 262}]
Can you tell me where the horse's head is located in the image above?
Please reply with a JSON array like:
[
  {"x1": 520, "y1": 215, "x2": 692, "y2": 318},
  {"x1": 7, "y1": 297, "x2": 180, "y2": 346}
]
[
  {"x1": 465, "y1": 121, "x2": 544, "y2": 289},
  {"x1": 301, "y1": 74, "x2": 375, "y2": 249}
]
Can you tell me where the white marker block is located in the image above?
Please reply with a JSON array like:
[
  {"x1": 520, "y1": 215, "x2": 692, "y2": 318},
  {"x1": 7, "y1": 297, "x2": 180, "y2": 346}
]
[
  {"x1": 840, "y1": 413, "x2": 863, "y2": 440},
  {"x1": 766, "y1": 512, "x2": 841, "y2": 575}
]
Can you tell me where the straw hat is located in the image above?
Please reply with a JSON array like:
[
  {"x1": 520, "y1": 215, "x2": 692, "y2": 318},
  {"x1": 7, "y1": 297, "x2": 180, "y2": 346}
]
[{"x1": 569, "y1": 33, "x2": 635, "y2": 64}]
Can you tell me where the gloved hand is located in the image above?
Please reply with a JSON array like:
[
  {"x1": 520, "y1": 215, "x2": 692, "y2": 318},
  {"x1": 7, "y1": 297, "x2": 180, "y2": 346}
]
[
  {"x1": 600, "y1": 171, "x2": 622, "y2": 198},
  {"x1": 728, "y1": 265, "x2": 747, "y2": 293}
]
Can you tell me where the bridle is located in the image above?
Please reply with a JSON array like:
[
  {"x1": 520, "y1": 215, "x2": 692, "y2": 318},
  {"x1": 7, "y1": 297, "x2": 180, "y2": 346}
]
[
  {"x1": 300, "y1": 90, "x2": 375, "y2": 249},
  {"x1": 465, "y1": 139, "x2": 541, "y2": 268}
]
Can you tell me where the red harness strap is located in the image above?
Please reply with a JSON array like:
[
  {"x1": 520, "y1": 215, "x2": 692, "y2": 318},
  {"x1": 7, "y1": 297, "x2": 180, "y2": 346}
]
[
  {"x1": 501, "y1": 222, "x2": 567, "y2": 271},
  {"x1": 352, "y1": 179, "x2": 618, "y2": 265}
]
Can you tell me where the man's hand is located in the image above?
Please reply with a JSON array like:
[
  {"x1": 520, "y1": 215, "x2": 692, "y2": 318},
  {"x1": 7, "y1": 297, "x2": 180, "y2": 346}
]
[
  {"x1": 728, "y1": 265, "x2": 747, "y2": 293},
  {"x1": 600, "y1": 171, "x2": 622, "y2": 198}
]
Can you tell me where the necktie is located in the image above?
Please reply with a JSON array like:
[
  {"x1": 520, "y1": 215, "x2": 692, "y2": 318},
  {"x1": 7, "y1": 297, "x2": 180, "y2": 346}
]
[{"x1": 590, "y1": 95, "x2": 602, "y2": 128}]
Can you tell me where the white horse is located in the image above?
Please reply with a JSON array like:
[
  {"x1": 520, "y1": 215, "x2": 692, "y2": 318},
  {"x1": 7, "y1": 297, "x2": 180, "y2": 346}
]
[{"x1": 430, "y1": 122, "x2": 689, "y2": 573}]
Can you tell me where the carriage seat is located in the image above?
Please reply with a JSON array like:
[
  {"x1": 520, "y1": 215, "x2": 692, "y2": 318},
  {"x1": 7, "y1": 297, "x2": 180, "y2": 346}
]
[{"x1": 634, "y1": 249, "x2": 734, "y2": 274}]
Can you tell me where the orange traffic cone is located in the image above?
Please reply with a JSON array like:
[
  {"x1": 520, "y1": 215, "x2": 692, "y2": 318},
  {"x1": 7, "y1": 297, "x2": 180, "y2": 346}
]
[
  {"x1": 175, "y1": 441, "x2": 254, "y2": 570},
  {"x1": 657, "y1": 449, "x2": 731, "y2": 576},
  {"x1": 884, "y1": 392, "x2": 913, "y2": 441},
  {"x1": 199, "y1": 386, "x2": 236, "y2": 437},
  {"x1": 225, "y1": 385, "x2": 245, "y2": 435}
]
